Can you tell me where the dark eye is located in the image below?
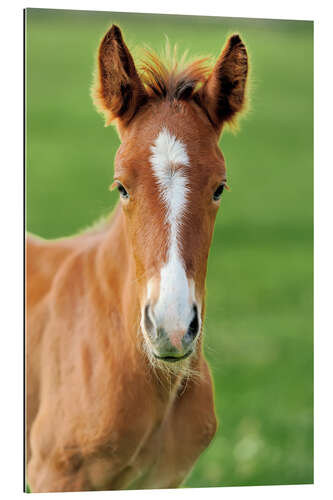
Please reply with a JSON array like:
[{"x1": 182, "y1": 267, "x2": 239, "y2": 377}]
[
  {"x1": 117, "y1": 183, "x2": 129, "y2": 199},
  {"x1": 213, "y1": 184, "x2": 224, "y2": 201}
]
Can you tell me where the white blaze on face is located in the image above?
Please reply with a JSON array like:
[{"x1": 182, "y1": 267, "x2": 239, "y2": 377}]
[{"x1": 147, "y1": 127, "x2": 198, "y2": 334}]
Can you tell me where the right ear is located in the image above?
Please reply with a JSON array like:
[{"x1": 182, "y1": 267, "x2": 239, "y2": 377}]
[
  {"x1": 92, "y1": 25, "x2": 147, "y2": 126},
  {"x1": 198, "y1": 34, "x2": 248, "y2": 132}
]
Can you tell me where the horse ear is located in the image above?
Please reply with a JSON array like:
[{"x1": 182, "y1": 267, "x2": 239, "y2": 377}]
[
  {"x1": 199, "y1": 34, "x2": 248, "y2": 131},
  {"x1": 92, "y1": 25, "x2": 147, "y2": 126}
]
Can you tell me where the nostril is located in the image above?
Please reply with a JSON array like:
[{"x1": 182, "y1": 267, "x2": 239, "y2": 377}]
[
  {"x1": 187, "y1": 304, "x2": 199, "y2": 340},
  {"x1": 144, "y1": 304, "x2": 154, "y2": 336}
]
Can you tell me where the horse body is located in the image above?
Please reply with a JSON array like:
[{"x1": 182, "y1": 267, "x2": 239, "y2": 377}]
[
  {"x1": 26, "y1": 208, "x2": 216, "y2": 491},
  {"x1": 26, "y1": 25, "x2": 248, "y2": 492}
]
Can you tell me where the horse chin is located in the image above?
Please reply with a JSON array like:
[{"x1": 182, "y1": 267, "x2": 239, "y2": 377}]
[
  {"x1": 141, "y1": 337, "x2": 200, "y2": 383},
  {"x1": 152, "y1": 349, "x2": 193, "y2": 363}
]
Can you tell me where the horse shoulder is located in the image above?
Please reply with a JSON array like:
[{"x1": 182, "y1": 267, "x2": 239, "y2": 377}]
[
  {"x1": 30, "y1": 244, "x2": 156, "y2": 466},
  {"x1": 26, "y1": 234, "x2": 81, "y2": 459}
]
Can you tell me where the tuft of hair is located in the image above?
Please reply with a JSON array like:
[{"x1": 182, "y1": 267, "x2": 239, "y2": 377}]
[{"x1": 139, "y1": 41, "x2": 212, "y2": 102}]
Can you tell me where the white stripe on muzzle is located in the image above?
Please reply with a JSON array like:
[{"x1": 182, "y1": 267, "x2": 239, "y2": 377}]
[{"x1": 147, "y1": 128, "x2": 197, "y2": 333}]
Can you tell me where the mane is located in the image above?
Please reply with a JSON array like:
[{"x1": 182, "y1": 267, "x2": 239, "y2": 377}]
[{"x1": 138, "y1": 44, "x2": 212, "y2": 101}]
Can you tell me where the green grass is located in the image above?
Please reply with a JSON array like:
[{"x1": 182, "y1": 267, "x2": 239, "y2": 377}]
[{"x1": 26, "y1": 8, "x2": 313, "y2": 489}]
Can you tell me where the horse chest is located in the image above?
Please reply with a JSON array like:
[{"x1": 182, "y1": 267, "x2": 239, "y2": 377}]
[
  {"x1": 84, "y1": 416, "x2": 169, "y2": 489},
  {"x1": 84, "y1": 395, "x2": 211, "y2": 490}
]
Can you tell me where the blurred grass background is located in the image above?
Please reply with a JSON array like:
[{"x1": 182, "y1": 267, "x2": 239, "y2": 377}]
[{"x1": 25, "y1": 8, "x2": 313, "y2": 488}]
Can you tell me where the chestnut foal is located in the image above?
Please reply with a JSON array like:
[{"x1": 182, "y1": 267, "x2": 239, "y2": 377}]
[{"x1": 26, "y1": 25, "x2": 248, "y2": 491}]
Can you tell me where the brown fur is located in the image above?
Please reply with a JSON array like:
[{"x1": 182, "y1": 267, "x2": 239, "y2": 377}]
[{"x1": 26, "y1": 25, "x2": 248, "y2": 492}]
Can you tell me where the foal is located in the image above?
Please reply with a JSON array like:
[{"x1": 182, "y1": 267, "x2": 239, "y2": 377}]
[{"x1": 26, "y1": 25, "x2": 248, "y2": 491}]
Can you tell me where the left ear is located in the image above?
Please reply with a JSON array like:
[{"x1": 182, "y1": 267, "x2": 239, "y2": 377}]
[{"x1": 198, "y1": 34, "x2": 248, "y2": 131}]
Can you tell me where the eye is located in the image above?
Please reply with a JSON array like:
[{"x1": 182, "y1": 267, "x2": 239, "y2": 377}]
[
  {"x1": 213, "y1": 183, "x2": 225, "y2": 201},
  {"x1": 117, "y1": 183, "x2": 129, "y2": 199}
]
